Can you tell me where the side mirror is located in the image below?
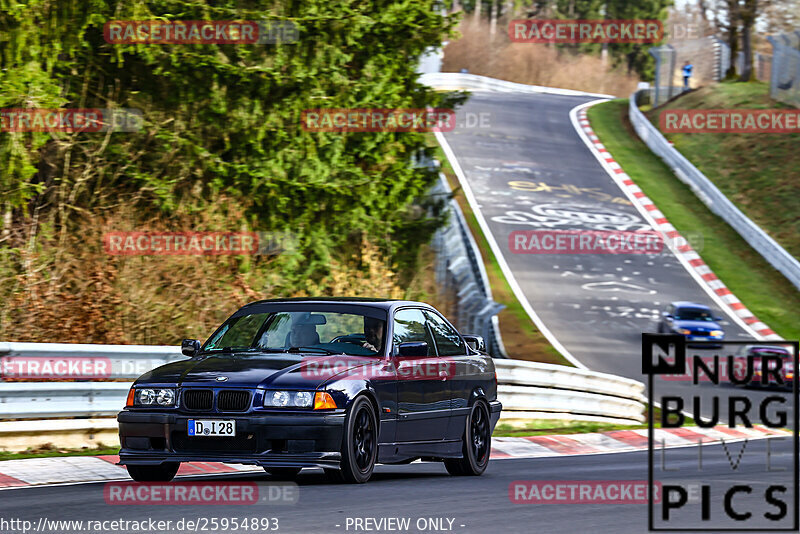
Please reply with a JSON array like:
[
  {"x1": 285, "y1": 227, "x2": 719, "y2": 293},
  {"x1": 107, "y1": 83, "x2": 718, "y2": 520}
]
[
  {"x1": 663, "y1": 313, "x2": 673, "y2": 319},
  {"x1": 463, "y1": 334, "x2": 486, "y2": 352},
  {"x1": 714, "y1": 316, "x2": 723, "y2": 321},
  {"x1": 181, "y1": 339, "x2": 201, "y2": 357},
  {"x1": 397, "y1": 342, "x2": 428, "y2": 357}
]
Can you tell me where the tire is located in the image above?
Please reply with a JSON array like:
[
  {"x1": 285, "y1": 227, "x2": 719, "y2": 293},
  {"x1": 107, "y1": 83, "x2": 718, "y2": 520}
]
[
  {"x1": 127, "y1": 462, "x2": 180, "y2": 482},
  {"x1": 444, "y1": 399, "x2": 490, "y2": 476},
  {"x1": 330, "y1": 396, "x2": 378, "y2": 484},
  {"x1": 264, "y1": 467, "x2": 301, "y2": 480}
]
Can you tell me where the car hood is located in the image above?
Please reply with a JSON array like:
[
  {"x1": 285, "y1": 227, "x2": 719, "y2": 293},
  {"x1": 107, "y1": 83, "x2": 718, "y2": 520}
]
[
  {"x1": 673, "y1": 320, "x2": 722, "y2": 331},
  {"x1": 136, "y1": 353, "x2": 377, "y2": 389}
]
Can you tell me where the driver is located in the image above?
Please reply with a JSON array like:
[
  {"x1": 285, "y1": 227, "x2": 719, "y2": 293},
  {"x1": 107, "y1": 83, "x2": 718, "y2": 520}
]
[{"x1": 361, "y1": 317, "x2": 385, "y2": 353}]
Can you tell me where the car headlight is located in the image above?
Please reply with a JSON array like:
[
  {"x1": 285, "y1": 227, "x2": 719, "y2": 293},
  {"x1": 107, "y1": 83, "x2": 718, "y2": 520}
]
[
  {"x1": 710, "y1": 330, "x2": 724, "y2": 337},
  {"x1": 263, "y1": 390, "x2": 314, "y2": 408},
  {"x1": 134, "y1": 388, "x2": 176, "y2": 406},
  {"x1": 677, "y1": 328, "x2": 692, "y2": 335}
]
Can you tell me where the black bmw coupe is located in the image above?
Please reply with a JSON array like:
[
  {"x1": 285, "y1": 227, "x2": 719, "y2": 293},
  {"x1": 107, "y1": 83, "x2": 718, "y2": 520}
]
[{"x1": 118, "y1": 298, "x2": 502, "y2": 483}]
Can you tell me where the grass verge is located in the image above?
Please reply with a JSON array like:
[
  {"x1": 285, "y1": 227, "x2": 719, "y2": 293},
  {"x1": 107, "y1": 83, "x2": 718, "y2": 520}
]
[
  {"x1": 646, "y1": 82, "x2": 800, "y2": 260},
  {"x1": 0, "y1": 445, "x2": 120, "y2": 461},
  {"x1": 492, "y1": 407, "x2": 694, "y2": 437},
  {"x1": 587, "y1": 100, "x2": 800, "y2": 341}
]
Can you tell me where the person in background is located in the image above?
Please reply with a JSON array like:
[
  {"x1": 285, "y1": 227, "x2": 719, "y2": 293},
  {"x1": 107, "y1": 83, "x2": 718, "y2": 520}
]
[{"x1": 682, "y1": 60, "x2": 693, "y2": 91}]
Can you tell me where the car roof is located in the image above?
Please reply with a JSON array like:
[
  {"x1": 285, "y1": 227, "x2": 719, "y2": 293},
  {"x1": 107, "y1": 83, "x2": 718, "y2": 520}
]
[
  {"x1": 670, "y1": 301, "x2": 712, "y2": 309},
  {"x1": 746, "y1": 345, "x2": 790, "y2": 353},
  {"x1": 238, "y1": 297, "x2": 436, "y2": 312}
]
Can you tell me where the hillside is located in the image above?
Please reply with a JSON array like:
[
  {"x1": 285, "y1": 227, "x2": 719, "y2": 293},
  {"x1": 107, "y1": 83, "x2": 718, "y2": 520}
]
[{"x1": 645, "y1": 81, "x2": 800, "y2": 261}]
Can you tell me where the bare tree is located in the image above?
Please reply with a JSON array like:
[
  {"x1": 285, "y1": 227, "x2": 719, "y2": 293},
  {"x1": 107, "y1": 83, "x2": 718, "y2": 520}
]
[
  {"x1": 717, "y1": 0, "x2": 741, "y2": 78},
  {"x1": 761, "y1": 0, "x2": 800, "y2": 33},
  {"x1": 738, "y1": 0, "x2": 759, "y2": 81},
  {"x1": 490, "y1": 0, "x2": 498, "y2": 38}
]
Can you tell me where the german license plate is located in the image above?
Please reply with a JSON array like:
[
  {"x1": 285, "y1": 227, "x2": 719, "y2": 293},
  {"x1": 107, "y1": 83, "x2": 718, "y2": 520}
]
[{"x1": 188, "y1": 419, "x2": 235, "y2": 437}]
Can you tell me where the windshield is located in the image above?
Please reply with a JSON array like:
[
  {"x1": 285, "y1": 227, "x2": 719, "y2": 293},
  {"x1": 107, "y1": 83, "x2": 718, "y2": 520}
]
[
  {"x1": 674, "y1": 308, "x2": 715, "y2": 322},
  {"x1": 202, "y1": 310, "x2": 386, "y2": 356}
]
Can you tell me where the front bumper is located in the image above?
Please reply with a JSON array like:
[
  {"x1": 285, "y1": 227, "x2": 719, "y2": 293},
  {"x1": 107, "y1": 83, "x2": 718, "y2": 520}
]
[
  {"x1": 685, "y1": 335, "x2": 724, "y2": 342},
  {"x1": 117, "y1": 410, "x2": 345, "y2": 469},
  {"x1": 681, "y1": 334, "x2": 724, "y2": 348}
]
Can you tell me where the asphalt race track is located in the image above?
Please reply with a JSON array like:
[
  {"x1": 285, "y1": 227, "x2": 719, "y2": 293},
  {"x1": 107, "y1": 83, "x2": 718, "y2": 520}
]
[
  {"x1": 438, "y1": 91, "x2": 793, "y2": 424},
  {"x1": 2, "y1": 441, "x2": 795, "y2": 533}
]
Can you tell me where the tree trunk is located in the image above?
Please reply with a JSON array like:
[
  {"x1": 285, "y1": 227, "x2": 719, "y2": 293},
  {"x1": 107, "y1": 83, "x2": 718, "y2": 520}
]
[
  {"x1": 739, "y1": 23, "x2": 753, "y2": 81},
  {"x1": 489, "y1": 0, "x2": 497, "y2": 38},
  {"x1": 724, "y1": 0, "x2": 740, "y2": 79},
  {"x1": 601, "y1": 1, "x2": 609, "y2": 65},
  {"x1": 474, "y1": 0, "x2": 481, "y2": 22},
  {"x1": 698, "y1": 0, "x2": 709, "y2": 23},
  {"x1": 739, "y1": 0, "x2": 758, "y2": 82}
]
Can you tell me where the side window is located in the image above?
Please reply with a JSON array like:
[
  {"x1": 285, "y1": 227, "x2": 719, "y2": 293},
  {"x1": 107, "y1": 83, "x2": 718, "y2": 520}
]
[
  {"x1": 424, "y1": 311, "x2": 465, "y2": 357},
  {"x1": 393, "y1": 309, "x2": 434, "y2": 356}
]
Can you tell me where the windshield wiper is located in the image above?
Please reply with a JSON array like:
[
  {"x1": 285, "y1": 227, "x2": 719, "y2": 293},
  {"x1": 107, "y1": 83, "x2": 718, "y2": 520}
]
[{"x1": 286, "y1": 346, "x2": 344, "y2": 355}]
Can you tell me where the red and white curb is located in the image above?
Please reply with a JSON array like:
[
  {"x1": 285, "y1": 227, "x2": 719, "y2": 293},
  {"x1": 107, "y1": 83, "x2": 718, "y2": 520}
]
[
  {"x1": 490, "y1": 425, "x2": 789, "y2": 459},
  {"x1": 0, "y1": 456, "x2": 261, "y2": 489},
  {"x1": 573, "y1": 103, "x2": 780, "y2": 341},
  {"x1": 0, "y1": 426, "x2": 788, "y2": 489}
]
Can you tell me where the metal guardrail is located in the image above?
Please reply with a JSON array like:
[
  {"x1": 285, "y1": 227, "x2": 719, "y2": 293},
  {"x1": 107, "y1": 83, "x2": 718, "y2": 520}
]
[
  {"x1": 496, "y1": 359, "x2": 645, "y2": 423},
  {"x1": 0, "y1": 341, "x2": 184, "y2": 379},
  {"x1": 419, "y1": 72, "x2": 614, "y2": 99},
  {"x1": 0, "y1": 343, "x2": 645, "y2": 423},
  {"x1": 0, "y1": 382, "x2": 131, "y2": 419},
  {"x1": 431, "y1": 173, "x2": 508, "y2": 358},
  {"x1": 629, "y1": 90, "x2": 800, "y2": 292}
]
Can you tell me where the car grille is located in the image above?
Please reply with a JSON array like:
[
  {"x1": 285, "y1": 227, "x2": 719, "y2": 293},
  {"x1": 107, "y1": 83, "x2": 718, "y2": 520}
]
[
  {"x1": 183, "y1": 389, "x2": 213, "y2": 411},
  {"x1": 217, "y1": 390, "x2": 251, "y2": 412},
  {"x1": 171, "y1": 432, "x2": 258, "y2": 454}
]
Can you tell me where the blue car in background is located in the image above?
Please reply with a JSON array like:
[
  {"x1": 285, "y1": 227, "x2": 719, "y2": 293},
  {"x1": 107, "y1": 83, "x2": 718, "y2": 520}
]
[{"x1": 657, "y1": 301, "x2": 725, "y2": 346}]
